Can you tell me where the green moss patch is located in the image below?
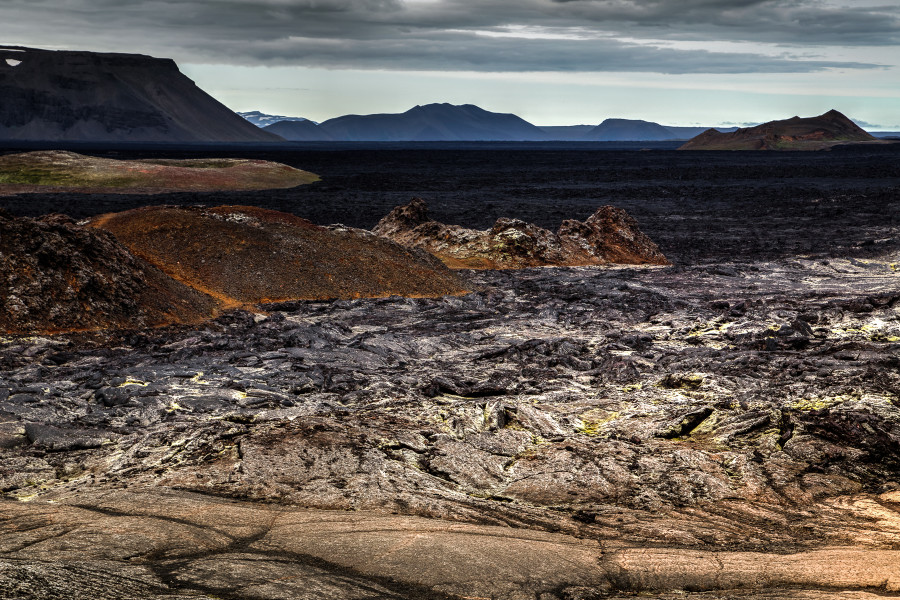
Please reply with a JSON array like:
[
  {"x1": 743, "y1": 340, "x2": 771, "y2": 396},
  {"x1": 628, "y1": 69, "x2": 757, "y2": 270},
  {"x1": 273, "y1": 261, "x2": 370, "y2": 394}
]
[{"x1": 0, "y1": 151, "x2": 318, "y2": 193}]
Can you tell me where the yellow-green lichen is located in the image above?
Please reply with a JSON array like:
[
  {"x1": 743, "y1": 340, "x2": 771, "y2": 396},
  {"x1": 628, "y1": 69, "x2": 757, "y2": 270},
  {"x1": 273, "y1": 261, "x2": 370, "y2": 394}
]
[
  {"x1": 575, "y1": 409, "x2": 621, "y2": 436},
  {"x1": 118, "y1": 378, "x2": 148, "y2": 387},
  {"x1": 791, "y1": 396, "x2": 846, "y2": 411}
]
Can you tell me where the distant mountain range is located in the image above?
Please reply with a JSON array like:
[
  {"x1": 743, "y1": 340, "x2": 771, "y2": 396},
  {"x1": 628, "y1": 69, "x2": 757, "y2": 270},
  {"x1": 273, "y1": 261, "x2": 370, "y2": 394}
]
[
  {"x1": 1, "y1": 47, "x2": 887, "y2": 147},
  {"x1": 0, "y1": 46, "x2": 279, "y2": 143},
  {"x1": 679, "y1": 109, "x2": 879, "y2": 151},
  {"x1": 246, "y1": 105, "x2": 747, "y2": 142},
  {"x1": 260, "y1": 104, "x2": 548, "y2": 142}
]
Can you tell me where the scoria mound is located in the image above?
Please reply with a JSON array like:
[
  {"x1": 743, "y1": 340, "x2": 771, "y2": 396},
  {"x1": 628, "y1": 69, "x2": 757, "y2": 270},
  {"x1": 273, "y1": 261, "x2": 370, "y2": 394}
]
[{"x1": 91, "y1": 204, "x2": 470, "y2": 306}]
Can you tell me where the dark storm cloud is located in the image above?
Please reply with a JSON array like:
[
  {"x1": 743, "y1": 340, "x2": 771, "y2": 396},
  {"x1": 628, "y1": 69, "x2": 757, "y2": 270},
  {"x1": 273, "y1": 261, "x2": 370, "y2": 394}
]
[
  {"x1": 183, "y1": 33, "x2": 878, "y2": 74},
  {"x1": 544, "y1": 0, "x2": 900, "y2": 46},
  {"x1": 0, "y1": 0, "x2": 895, "y2": 72}
]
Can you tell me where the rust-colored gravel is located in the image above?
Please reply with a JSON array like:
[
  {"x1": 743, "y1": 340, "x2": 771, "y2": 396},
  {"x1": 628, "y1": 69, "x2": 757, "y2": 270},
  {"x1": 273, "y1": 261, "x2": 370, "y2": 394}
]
[{"x1": 91, "y1": 205, "x2": 470, "y2": 306}]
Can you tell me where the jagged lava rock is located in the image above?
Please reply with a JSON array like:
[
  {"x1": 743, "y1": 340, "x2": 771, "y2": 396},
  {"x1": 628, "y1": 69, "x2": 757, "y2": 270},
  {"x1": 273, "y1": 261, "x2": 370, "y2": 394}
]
[
  {"x1": 373, "y1": 197, "x2": 669, "y2": 269},
  {"x1": 92, "y1": 204, "x2": 470, "y2": 305},
  {"x1": 0, "y1": 46, "x2": 282, "y2": 143},
  {"x1": 0, "y1": 210, "x2": 218, "y2": 334},
  {"x1": 679, "y1": 109, "x2": 879, "y2": 151}
]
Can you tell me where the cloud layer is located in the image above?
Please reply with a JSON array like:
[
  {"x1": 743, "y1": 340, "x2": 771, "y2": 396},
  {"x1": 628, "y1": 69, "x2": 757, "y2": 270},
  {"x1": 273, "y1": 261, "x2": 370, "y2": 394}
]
[{"x1": 1, "y1": 0, "x2": 897, "y2": 73}]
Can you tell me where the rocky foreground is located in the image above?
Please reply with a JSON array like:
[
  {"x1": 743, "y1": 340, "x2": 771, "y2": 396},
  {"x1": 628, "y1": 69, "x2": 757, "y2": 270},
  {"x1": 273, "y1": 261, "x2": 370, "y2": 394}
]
[{"x1": 2, "y1": 247, "x2": 900, "y2": 598}]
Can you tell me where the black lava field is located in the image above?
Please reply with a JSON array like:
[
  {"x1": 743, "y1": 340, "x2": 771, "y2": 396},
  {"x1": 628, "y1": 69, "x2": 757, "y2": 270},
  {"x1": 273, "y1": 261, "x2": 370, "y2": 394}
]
[{"x1": 4, "y1": 142, "x2": 900, "y2": 265}]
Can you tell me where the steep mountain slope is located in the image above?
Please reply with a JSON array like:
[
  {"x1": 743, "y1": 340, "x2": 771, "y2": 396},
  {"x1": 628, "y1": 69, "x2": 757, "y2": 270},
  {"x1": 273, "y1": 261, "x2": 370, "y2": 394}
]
[
  {"x1": 680, "y1": 109, "x2": 878, "y2": 150},
  {"x1": 0, "y1": 46, "x2": 282, "y2": 143},
  {"x1": 263, "y1": 119, "x2": 335, "y2": 141},
  {"x1": 319, "y1": 103, "x2": 550, "y2": 141},
  {"x1": 582, "y1": 118, "x2": 677, "y2": 141}
]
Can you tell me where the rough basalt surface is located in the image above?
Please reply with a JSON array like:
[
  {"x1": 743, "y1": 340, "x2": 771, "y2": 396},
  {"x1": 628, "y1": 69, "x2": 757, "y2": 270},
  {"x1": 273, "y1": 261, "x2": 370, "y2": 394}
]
[
  {"x1": 0, "y1": 210, "x2": 218, "y2": 334},
  {"x1": 0, "y1": 151, "x2": 318, "y2": 194},
  {"x1": 373, "y1": 198, "x2": 669, "y2": 268},
  {"x1": 92, "y1": 204, "x2": 470, "y2": 306},
  {"x1": 3, "y1": 252, "x2": 900, "y2": 598}
]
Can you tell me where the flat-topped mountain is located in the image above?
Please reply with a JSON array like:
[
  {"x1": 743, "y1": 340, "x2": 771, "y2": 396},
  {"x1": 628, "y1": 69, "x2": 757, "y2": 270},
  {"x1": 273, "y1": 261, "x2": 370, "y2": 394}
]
[
  {"x1": 0, "y1": 46, "x2": 282, "y2": 143},
  {"x1": 582, "y1": 118, "x2": 677, "y2": 141},
  {"x1": 310, "y1": 103, "x2": 551, "y2": 141},
  {"x1": 679, "y1": 109, "x2": 879, "y2": 150}
]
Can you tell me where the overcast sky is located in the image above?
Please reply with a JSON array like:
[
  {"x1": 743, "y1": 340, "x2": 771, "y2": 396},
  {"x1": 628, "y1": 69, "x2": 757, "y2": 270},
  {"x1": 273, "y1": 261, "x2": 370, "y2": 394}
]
[{"x1": 2, "y1": 0, "x2": 899, "y2": 126}]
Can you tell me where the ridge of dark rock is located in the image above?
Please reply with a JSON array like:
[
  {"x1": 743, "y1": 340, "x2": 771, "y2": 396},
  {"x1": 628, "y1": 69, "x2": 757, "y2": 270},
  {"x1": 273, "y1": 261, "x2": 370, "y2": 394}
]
[{"x1": 373, "y1": 198, "x2": 669, "y2": 269}]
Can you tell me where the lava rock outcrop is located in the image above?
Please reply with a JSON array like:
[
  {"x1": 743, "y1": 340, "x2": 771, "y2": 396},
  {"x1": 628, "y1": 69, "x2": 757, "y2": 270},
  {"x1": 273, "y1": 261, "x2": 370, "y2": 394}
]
[
  {"x1": 373, "y1": 197, "x2": 669, "y2": 268},
  {"x1": 0, "y1": 151, "x2": 318, "y2": 194},
  {"x1": 0, "y1": 46, "x2": 281, "y2": 143},
  {"x1": 679, "y1": 109, "x2": 879, "y2": 151},
  {"x1": 0, "y1": 210, "x2": 218, "y2": 334},
  {"x1": 92, "y1": 205, "x2": 470, "y2": 306}
]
